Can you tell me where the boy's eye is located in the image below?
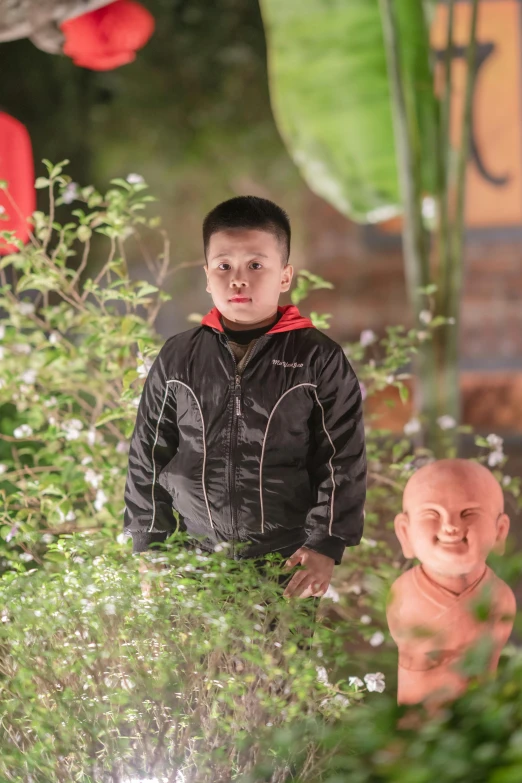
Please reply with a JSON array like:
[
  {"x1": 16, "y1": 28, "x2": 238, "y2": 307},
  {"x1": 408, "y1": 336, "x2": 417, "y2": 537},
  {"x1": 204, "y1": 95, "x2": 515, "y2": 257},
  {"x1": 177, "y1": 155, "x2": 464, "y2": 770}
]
[{"x1": 216, "y1": 262, "x2": 263, "y2": 270}]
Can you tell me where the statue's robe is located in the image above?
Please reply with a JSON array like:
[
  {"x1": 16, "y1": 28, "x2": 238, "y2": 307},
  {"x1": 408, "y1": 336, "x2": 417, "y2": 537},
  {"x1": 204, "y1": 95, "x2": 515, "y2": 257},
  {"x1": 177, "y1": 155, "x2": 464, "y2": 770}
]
[{"x1": 387, "y1": 564, "x2": 516, "y2": 706}]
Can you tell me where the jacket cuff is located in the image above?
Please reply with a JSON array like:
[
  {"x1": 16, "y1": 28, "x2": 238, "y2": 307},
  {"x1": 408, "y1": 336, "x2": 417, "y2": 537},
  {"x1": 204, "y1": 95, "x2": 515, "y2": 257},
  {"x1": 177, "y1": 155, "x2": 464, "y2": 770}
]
[
  {"x1": 303, "y1": 535, "x2": 346, "y2": 565},
  {"x1": 131, "y1": 531, "x2": 169, "y2": 554}
]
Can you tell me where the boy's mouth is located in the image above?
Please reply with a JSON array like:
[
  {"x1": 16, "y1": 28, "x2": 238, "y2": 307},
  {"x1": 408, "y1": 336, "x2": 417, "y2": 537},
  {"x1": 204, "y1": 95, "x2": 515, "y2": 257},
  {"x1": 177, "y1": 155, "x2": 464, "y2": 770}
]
[{"x1": 229, "y1": 296, "x2": 251, "y2": 303}]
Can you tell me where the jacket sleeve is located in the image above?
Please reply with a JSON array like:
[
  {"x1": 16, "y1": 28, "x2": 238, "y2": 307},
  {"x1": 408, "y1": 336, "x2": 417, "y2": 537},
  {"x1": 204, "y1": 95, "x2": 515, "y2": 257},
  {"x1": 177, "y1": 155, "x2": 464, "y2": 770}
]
[
  {"x1": 303, "y1": 346, "x2": 367, "y2": 565},
  {"x1": 123, "y1": 340, "x2": 180, "y2": 554}
]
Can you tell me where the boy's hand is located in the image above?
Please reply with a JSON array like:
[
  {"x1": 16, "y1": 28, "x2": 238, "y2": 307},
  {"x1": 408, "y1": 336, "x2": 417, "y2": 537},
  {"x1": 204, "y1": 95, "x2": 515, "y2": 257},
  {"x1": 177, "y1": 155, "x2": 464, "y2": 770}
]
[{"x1": 282, "y1": 547, "x2": 335, "y2": 598}]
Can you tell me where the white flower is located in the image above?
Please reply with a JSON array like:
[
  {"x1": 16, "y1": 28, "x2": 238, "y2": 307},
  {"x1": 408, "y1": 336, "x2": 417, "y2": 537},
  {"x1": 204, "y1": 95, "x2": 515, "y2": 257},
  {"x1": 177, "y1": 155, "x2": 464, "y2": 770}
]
[
  {"x1": 85, "y1": 469, "x2": 102, "y2": 488},
  {"x1": 137, "y1": 352, "x2": 153, "y2": 379},
  {"x1": 502, "y1": 475, "x2": 511, "y2": 486},
  {"x1": 65, "y1": 510, "x2": 76, "y2": 522},
  {"x1": 6, "y1": 524, "x2": 18, "y2": 542},
  {"x1": 419, "y1": 310, "x2": 432, "y2": 324},
  {"x1": 103, "y1": 603, "x2": 116, "y2": 615},
  {"x1": 18, "y1": 302, "x2": 35, "y2": 315},
  {"x1": 13, "y1": 343, "x2": 31, "y2": 355},
  {"x1": 347, "y1": 584, "x2": 362, "y2": 595},
  {"x1": 0, "y1": 324, "x2": 5, "y2": 339},
  {"x1": 62, "y1": 418, "x2": 84, "y2": 441},
  {"x1": 323, "y1": 584, "x2": 340, "y2": 602},
  {"x1": 404, "y1": 417, "x2": 421, "y2": 436},
  {"x1": 131, "y1": 395, "x2": 142, "y2": 408},
  {"x1": 41, "y1": 533, "x2": 54, "y2": 544},
  {"x1": 488, "y1": 451, "x2": 504, "y2": 468},
  {"x1": 360, "y1": 329, "x2": 377, "y2": 347},
  {"x1": 316, "y1": 666, "x2": 330, "y2": 686},
  {"x1": 81, "y1": 456, "x2": 93, "y2": 465},
  {"x1": 348, "y1": 676, "x2": 364, "y2": 689},
  {"x1": 417, "y1": 331, "x2": 429, "y2": 341},
  {"x1": 0, "y1": 464, "x2": 7, "y2": 475},
  {"x1": 94, "y1": 489, "x2": 108, "y2": 511},
  {"x1": 116, "y1": 533, "x2": 128, "y2": 545},
  {"x1": 61, "y1": 182, "x2": 79, "y2": 204},
  {"x1": 360, "y1": 615, "x2": 372, "y2": 625},
  {"x1": 14, "y1": 424, "x2": 33, "y2": 438},
  {"x1": 126, "y1": 173, "x2": 144, "y2": 185},
  {"x1": 486, "y1": 433, "x2": 503, "y2": 450},
  {"x1": 48, "y1": 416, "x2": 57, "y2": 426},
  {"x1": 0, "y1": 346, "x2": 3, "y2": 360},
  {"x1": 48, "y1": 331, "x2": 61, "y2": 345},
  {"x1": 116, "y1": 440, "x2": 129, "y2": 454},
  {"x1": 363, "y1": 537, "x2": 377, "y2": 548},
  {"x1": 43, "y1": 396, "x2": 57, "y2": 408},
  {"x1": 364, "y1": 672, "x2": 385, "y2": 693},
  {"x1": 19, "y1": 552, "x2": 34, "y2": 562},
  {"x1": 86, "y1": 427, "x2": 97, "y2": 445},
  {"x1": 437, "y1": 415, "x2": 456, "y2": 430},
  {"x1": 369, "y1": 631, "x2": 385, "y2": 647}
]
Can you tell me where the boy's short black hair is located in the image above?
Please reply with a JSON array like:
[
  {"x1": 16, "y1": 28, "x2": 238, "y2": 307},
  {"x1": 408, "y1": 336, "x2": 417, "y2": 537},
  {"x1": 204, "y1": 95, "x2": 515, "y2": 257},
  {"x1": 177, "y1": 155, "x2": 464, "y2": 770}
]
[{"x1": 203, "y1": 195, "x2": 291, "y2": 265}]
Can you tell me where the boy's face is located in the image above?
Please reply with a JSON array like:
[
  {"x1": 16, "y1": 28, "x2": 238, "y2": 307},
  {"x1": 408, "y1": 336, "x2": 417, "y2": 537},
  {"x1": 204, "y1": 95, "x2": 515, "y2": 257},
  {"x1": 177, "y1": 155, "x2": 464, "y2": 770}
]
[
  {"x1": 394, "y1": 466, "x2": 510, "y2": 577},
  {"x1": 204, "y1": 228, "x2": 293, "y2": 325}
]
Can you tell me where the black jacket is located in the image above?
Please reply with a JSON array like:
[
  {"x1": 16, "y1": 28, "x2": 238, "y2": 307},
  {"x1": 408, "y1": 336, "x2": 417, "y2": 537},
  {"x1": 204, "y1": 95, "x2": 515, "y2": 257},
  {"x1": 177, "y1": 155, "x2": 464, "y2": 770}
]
[{"x1": 123, "y1": 304, "x2": 367, "y2": 564}]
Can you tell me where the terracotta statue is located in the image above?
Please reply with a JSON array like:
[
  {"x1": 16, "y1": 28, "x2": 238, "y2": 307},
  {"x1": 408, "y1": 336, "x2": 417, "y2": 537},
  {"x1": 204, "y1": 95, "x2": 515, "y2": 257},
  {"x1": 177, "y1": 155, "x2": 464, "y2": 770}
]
[{"x1": 386, "y1": 458, "x2": 516, "y2": 710}]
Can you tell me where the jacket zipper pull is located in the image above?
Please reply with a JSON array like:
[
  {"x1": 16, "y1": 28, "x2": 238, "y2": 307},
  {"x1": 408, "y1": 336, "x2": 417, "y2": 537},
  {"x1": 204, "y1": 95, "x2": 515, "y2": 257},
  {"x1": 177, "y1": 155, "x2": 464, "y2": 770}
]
[{"x1": 235, "y1": 374, "x2": 242, "y2": 417}]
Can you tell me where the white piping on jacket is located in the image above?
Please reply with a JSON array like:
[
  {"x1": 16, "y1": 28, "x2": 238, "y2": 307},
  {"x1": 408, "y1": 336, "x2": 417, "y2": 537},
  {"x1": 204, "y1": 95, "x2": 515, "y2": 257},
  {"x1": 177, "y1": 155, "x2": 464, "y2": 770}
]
[
  {"x1": 312, "y1": 389, "x2": 336, "y2": 536},
  {"x1": 148, "y1": 380, "x2": 214, "y2": 532},
  {"x1": 259, "y1": 382, "x2": 337, "y2": 537}
]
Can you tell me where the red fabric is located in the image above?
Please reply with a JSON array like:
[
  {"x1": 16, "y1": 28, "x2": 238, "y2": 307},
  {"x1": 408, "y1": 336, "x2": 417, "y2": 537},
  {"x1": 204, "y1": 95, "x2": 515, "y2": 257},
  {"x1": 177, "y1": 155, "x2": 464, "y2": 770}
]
[
  {"x1": 201, "y1": 304, "x2": 315, "y2": 334},
  {"x1": 61, "y1": 0, "x2": 155, "y2": 71},
  {"x1": 0, "y1": 113, "x2": 35, "y2": 256}
]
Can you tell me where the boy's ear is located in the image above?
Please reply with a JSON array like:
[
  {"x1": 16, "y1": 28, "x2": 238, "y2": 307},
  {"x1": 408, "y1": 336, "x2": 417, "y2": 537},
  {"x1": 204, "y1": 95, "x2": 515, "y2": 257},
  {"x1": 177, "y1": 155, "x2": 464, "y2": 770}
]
[
  {"x1": 394, "y1": 512, "x2": 415, "y2": 559},
  {"x1": 203, "y1": 265, "x2": 211, "y2": 294},
  {"x1": 280, "y1": 263, "x2": 293, "y2": 292}
]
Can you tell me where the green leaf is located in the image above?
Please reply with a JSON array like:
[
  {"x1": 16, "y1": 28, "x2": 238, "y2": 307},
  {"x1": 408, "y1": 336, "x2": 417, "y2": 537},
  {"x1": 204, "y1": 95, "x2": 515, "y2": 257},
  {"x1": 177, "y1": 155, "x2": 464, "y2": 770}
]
[
  {"x1": 95, "y1": 408, "x2": 126, "y2": 427},
  {"x1": 109, "y1": 178, "x2": 133, "y2": 191},
  {"x1": 259, "y1": 0, "x2": 437, "y2": 221},
  {"x1": 35, "y1": 177, "x2": 50, "y2": 189},
  {"x1": 136, "y1": 284, "x2": 159, "y2": 297},
  {"x1": 77, "y1": 226, "x2": 92, "y2": 243},
  {"x1": 398, "y1": 383, "x2": 409, "y2": 404}
]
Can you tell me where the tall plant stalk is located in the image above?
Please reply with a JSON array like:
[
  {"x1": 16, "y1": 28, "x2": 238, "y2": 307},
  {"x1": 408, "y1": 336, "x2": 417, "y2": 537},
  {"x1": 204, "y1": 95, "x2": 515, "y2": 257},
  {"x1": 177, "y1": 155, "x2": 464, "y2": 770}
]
[{"x1": 379, "y1": 0, "x2": 480, "y2": 456}]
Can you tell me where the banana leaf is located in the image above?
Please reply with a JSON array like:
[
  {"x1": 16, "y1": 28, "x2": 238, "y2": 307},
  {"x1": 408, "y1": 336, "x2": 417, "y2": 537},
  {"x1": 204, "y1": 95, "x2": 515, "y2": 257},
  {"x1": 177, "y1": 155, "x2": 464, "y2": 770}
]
[{"x1": 259, "y1": 0, "x2": 438, "y2": 222}]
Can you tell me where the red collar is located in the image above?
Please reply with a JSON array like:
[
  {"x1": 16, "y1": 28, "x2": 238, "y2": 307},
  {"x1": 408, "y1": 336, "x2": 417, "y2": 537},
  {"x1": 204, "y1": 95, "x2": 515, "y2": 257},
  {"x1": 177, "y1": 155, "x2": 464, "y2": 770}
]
[{"x1": 201, "y1": 304, "x2": 315, "y2": 334}]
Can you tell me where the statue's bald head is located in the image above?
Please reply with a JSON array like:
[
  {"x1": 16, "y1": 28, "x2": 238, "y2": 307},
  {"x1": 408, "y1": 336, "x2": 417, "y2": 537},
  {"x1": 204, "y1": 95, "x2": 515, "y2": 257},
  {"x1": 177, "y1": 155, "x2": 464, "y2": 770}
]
[
  {"x1": 394, "y1": 459, "x2": 510, "y2": 568},
  {"x1": 403, "y1": 459, "x2": 505, "y2": 519}
]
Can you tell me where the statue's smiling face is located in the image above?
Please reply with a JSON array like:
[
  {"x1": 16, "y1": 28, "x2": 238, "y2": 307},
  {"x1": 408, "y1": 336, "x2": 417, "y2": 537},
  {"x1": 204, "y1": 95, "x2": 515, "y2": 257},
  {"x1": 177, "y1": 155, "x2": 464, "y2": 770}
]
[{"x1": 395, "y1": 462, "x2": 510, "y2": 577}]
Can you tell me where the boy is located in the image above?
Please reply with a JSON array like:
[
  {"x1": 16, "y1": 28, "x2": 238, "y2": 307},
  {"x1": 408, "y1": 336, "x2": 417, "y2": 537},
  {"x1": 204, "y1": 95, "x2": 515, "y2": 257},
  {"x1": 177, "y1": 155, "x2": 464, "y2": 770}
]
[{"x1": 123, "y1": 196, "x2": 367, "y2": 599}]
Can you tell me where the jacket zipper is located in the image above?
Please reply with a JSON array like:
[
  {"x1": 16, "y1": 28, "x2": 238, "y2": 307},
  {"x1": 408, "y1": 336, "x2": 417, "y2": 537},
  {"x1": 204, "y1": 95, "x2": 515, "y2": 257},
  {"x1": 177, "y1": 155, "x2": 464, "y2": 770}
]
[{"x1": 221, "y1": 335, "x2": 268, "y2": 541}]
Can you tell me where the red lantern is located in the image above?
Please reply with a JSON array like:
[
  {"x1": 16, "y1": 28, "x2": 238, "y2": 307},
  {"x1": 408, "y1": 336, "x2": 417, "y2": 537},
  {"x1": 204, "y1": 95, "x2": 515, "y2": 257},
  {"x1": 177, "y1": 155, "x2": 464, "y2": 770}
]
[
  {"x1": 61, "y1": 0, "x2": 155, "y2": 71},
  {"x1": 0, "y1": 112, "x2": 35, "y2": 256}
]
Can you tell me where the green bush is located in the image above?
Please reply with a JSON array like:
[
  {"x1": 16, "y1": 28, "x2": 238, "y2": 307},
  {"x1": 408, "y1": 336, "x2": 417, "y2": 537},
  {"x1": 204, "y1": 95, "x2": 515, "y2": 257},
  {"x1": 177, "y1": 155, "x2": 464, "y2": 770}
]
[
  {"x1": 0, "y1": 162, "x2": 520, "y2": 781},
  {"x1": 0, "y1": 535, "x2": 362, "y2": 782}
]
